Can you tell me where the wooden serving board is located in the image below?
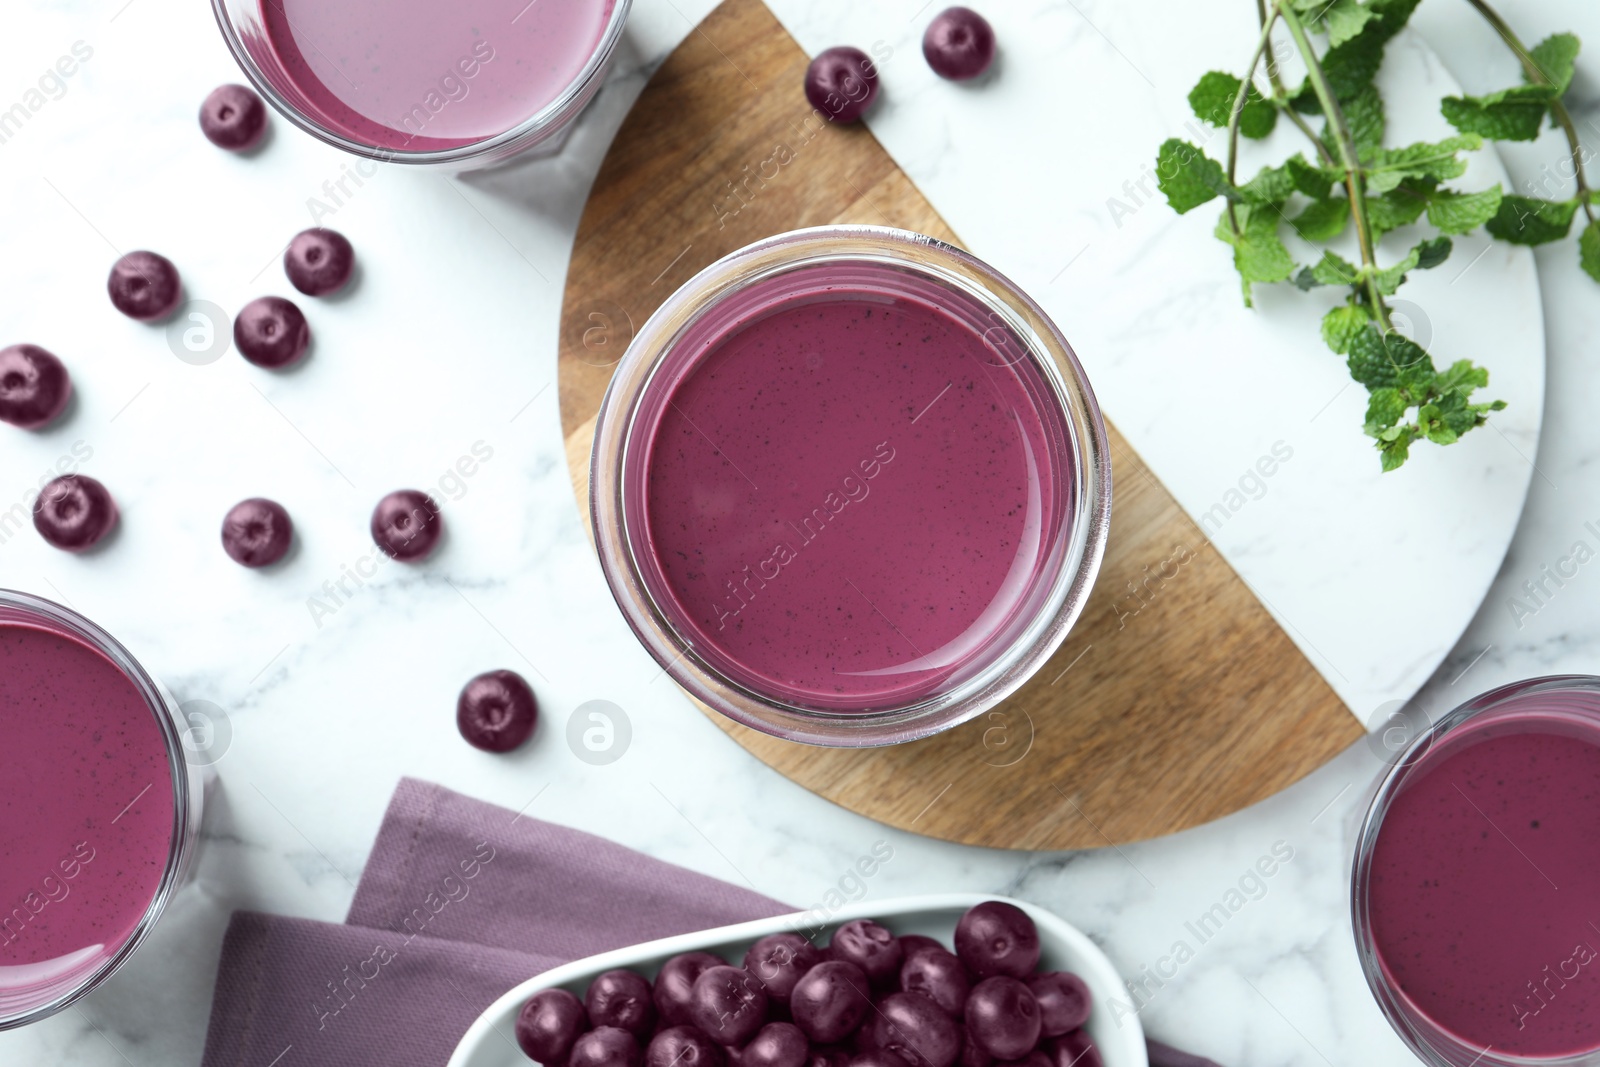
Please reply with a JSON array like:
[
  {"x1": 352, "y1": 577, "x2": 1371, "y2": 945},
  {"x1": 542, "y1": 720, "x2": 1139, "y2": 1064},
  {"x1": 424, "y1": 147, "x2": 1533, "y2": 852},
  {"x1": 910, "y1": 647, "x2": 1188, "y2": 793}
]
[{"x1": 558, "y1": 0, "x2": 1362, "y2": 849}]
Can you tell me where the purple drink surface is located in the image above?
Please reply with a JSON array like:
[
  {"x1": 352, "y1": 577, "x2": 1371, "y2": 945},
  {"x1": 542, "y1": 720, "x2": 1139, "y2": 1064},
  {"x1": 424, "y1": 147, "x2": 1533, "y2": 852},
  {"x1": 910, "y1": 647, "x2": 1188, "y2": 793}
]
[
  {"x1": 639, "y1": 266, "x2": 1075, "y2": 712},
  {"x1": 253, "y1": 0, "x2": 614, "y2": 150},
  {"x1": 0, "y1": 621, "x2": 173, "y2": 1005},
  {"x1": 1368, "y1": 718, "x2": 1600, "y2": 1056}
]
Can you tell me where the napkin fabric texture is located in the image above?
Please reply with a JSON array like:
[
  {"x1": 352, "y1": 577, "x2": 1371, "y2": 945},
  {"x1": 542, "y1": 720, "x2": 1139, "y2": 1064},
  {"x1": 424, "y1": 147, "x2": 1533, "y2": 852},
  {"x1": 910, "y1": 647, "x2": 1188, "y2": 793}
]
[{"x1": 200, "y1": 777, "x2": 787, "y2": 1067}]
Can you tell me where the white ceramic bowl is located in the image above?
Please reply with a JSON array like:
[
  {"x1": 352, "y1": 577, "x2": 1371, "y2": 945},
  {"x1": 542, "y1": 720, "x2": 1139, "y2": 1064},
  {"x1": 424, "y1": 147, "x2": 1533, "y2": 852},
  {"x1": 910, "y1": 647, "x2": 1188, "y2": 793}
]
[{"x1": 449, "y1": 893, "x2": 1145, "y2": 1067}]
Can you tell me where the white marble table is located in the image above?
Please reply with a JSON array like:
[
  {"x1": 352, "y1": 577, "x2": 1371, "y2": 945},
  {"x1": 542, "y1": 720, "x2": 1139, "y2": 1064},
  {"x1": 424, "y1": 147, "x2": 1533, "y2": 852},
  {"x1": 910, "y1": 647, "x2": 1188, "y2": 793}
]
[{"x1": 1, "y1": 0, "x2": 1597, "y2": 1063}]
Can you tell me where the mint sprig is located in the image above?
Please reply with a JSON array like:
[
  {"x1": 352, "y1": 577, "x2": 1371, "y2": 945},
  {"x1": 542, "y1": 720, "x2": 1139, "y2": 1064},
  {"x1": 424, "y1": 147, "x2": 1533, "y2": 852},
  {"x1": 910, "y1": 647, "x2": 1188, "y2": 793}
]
[
  {"x1": 1445, "y1": 10, "x2": 1597, "y2": 278},
  {"x1": 1153, "y1": 0, "x2": 1592, "y2": 470}
]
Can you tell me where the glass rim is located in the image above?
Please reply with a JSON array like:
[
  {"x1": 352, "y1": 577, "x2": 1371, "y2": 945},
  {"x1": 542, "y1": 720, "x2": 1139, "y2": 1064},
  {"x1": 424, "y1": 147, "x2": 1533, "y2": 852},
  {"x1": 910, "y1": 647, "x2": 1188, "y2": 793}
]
[
  {"x1": 208, "y1": 0, "x2": 633, "y2": 167},
  {"x1": 1349, "y1": 674, "x2": 1600, "y2": 1066},
  {"x1": 589, "y1": 225, "x2": 1112, "y2": 748},
  {"x1": 0, "y1": 588, "x2": 198, "y2": 1031}
]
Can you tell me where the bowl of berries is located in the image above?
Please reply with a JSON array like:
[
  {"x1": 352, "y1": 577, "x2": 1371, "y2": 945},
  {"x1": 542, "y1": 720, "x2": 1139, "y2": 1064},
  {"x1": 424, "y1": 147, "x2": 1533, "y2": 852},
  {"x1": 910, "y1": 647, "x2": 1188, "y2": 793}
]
[{"x1": 448, "y1": 895, "x2": 1143, "y2": 1067}]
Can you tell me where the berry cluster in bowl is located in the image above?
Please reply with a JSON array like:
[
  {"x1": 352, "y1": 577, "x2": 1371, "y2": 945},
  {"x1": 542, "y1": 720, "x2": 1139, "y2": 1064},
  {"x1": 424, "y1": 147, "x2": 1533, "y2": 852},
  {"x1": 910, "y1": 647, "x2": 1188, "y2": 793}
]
[{"x1": 516, "y1": 902, "x2": 1104, "y2": 1067}]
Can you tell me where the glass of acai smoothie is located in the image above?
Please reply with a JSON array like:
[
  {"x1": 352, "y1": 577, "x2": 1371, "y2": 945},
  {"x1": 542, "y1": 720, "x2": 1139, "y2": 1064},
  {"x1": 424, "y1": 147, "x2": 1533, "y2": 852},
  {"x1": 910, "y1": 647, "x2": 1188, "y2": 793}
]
[
  {"x1": 0, "y1": 590, "x2": 201, "y2": 1029},
  {"x1": 1353, "y1": 676, "x2": 1600, "y2": 1066},
  {"x1": 211, "y1": 0, "x2": 631, "y2": 166},
  {"x1": 591, "y1": 227, "x2": 1111, "y2": 747}
]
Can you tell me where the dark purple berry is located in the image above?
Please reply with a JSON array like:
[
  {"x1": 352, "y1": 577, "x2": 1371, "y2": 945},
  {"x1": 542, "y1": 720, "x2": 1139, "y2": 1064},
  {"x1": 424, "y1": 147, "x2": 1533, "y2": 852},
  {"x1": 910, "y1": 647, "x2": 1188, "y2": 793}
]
[
  {"x1": 808, "y1": 1047, "x2": 854, "y2": 1067},
  {"x1": 996, "y1": 1054, "x2": 1049, "y2": 1067},
  {"x1": 791, "y1": 961, "x2": 872, "y2": 1044},
  {"x1": 33, "y1": 474, "x2": 116, "y2": 552},
  {"x1": 285, "y1": 228, "x2": 355, "y2": 296},
  {"x1": 922, "y1": 9, "x2": 996, "y2": 81},
  {"x1": 517, "y1": 988, "x2": 588, "y2": 1064},
  {"x1": 954, "y1": 903, "x2": 1039, "y2": 979},
  {"x1": 657, "y1": 952, "x2": 727, "y2": 1028},
  {"x1": 200, "y1": 84, "x2": 267, "y2": 150},
  {"x1": 234, "y1": 296, "x2": 309, "y2": 368},
  {"x1": 588, "y1": 969, "x2": 656, "y2": 1039},
  {"x1": 870, "y1": 992, "x2": 960, "y2": 1067},
  {"x1": 829, "y1": 921, "x2": 902, "y2": 984},
  {"x1": 371, "y1": 489, "x2": 442, "y2": 561},
  {"x1": 897, "y1": 937, "x2": 945, "y2": 963},
  {"x1": 964, "y1": 978, "x2": 1038, "y2": 1061},
  {"x1": 0, "y1": 344, "x2": 71, "y2": 429},
  {"x1": 848, "y1": 1053, "x2": 912, "y2": 1067},
  {"x1": 647, "y1": 1027, "x2": 726, "y2": 1067},
  {"x1": 221, "y1": 497, "x2": 293, "y2": 568},
  {"x1": 690, "y1": 965, "x2": 769, "y2": 1047},
  {"x1": 739, "y1": 1022, "x2": 809, "y2": 1067},
  {"x1": 746, "y1": 933, "x2": 823, "y2": 1004},
  {"x1": 571, "y1": 1026, "x2": 643, "y2": 1067},
  {"x1": 456, "y1": 669, "x2": 538, "y2": 753},
  {"x1": 108, "y1": 251, "x2": 181, "y2": 322},
  {"x1": 1044, "y1": 1032, "x2": 1100, "y2": 1067},
  {"x1": 900, "y1": 949, "x2": 969, "y2": 1018},
  {"x1": 958, "y1": 1032, "x2": 992, "y2": 1067},
  {"x1": 1026, "y1": 973, "x2": 1090, "y2": 1038},
  {"x1": 804, "y1": 47, "x2": 880, "y2": 123}
]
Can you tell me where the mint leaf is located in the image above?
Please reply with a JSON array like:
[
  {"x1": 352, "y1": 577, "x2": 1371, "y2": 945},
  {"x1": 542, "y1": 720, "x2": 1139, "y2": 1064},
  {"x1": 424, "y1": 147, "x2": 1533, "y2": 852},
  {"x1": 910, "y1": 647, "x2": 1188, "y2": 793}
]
[
  {"x1": 1366, "y1": 182, "x2": 1431, "y2": 237},
  {"x1": 1296, "y1": 0, "x2": 1420, "y2": 107},
  {"x1": 1287, "y1": 154, "x2": 1339, "y2": 200},
  {"x1": 1425, "y1": 360, "x2": 1504, "y2": 442},
  {"x1": 1239, "y1": 162, "x2": 1298, "y2": 204},
  {"x1": 1377, "y1": 426, "x2": 1416, "y2": 471},
  {"x1": 1324, "y1": 84, "x2": 1386, "y2": 159},
  {"x1": 1188, "y1": 71, "x2": 1277, "y2": 139},
  {"x1": 1365, "y1": 387, "x2": 1409, "y2": 432},
  {"x1": 1322, "y1": 304, "x2": 1371, "y2": 353},
  {"x1": 1290, "y1": 196, "x2": 1350, "y2": 241},
  {"x1": 1580, "y1": 219, "x2": 1600, "y2": 282},
  {"x1": 1371, "y1": 246, "x2": 1422, "y2": 294},
  {"x1": 1291, "y1": 0, "x2": 1375, "y2": 44},
  {"x1": 1527, "y1": 32, "x2": 1580, "y2": 93},
  {"x1": 1365, "y1": 135, "x2": 1482, "y2": 194},
  {"x1": 1322, "y1": 0, "x2": 1377, "y2": 47},
  {"x1": 1432, "y1": 357, "x2": 1490, "y2": 396},
  {"x1": 1215, "y1": 205, "x2": 1296, "y2": 305},
  {"x1": 1485, "y1": 195, "x2": 1581, "y2": 245},
  {"x1": 1309, "y1": 250, "x2": 1362, "y2": 287},
  {"x1": 1440, "y1": 85, "x2": 1555, "y2": 142},
  {"x1": 1414, "y1": 235, "x2": 1452, "y2": 269},
  {"x1": 1418, "y1": 403, "x2": 1460, "y2": 445},
  {"x1": 1427, "y1": 185, "x2": 1504, "y2": 235},
  {"x1": 1348, "y1": 329, "x2": 1400, "y2": 388},
  {"x1": 1348, "y1": 323, "x2": 1432, "y2": 388},
  {"x1": 1155, "y1": 139, "x2": 1235, "y2": 214}
]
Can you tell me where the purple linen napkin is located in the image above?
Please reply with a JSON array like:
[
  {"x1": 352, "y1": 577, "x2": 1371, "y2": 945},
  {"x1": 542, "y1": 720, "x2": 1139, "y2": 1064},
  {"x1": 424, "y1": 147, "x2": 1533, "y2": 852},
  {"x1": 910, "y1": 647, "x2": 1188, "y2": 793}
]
[
  {"x1": 1145, "y1": 1039, "x2": 1225, "y2": 1066},
  {"x1": 200, "y1": 777, "x2": 786, "y2": 1067}
]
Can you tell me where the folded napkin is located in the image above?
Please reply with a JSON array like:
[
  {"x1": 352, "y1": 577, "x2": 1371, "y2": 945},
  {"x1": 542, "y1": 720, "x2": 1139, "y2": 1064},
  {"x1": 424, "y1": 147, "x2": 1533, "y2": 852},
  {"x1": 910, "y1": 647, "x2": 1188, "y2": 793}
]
[
  {"x1": 200, "y1": 777, "x2": 787, "y2": 1067},
  {"x1": 1145, "y1": 1040, "x2": 1222, "y2": 1067}
]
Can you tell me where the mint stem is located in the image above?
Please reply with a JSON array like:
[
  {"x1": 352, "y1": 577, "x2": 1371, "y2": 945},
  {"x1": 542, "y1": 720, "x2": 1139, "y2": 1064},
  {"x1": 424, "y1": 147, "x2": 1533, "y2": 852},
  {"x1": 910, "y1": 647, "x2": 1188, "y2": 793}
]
[
  {"x1": 1252, "y1": 0, "x2": 1337, "y2": 166},
  {"x1": 1224, "y1": 8, "x2": 1286, "y2": 235},
  {"x1": 1279, "y1": 3, "x2": 1395, "y2": 333},
  {"x1": 1463, "y1": 0, "x2": 1595, "y2": 225}
]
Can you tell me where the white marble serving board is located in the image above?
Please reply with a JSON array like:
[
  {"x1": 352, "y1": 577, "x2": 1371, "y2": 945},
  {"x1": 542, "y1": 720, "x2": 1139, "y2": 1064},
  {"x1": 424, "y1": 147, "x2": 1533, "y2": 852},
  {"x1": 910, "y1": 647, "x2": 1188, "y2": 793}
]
[{"x1": 761, "y1": 0, "x2": 1546, "y2": 724}]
